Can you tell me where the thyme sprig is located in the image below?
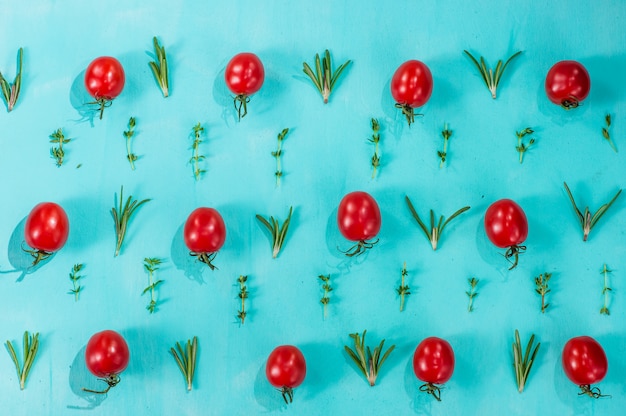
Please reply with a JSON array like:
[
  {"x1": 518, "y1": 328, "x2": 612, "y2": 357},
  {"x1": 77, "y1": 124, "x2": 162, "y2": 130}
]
[
  {"x1": 344, "y1": 330, "x2": 395, "y2": 387},
  {"x1": 142, "y1": 257, "x2": 164, "y2": 314},
  {"x1": 256, "y1": 206, "x2": 293, "y2": 258},
  {"x1": 437, "y1": 123, "x2": 453, "y2": 168},
  {"x1": 272, "y1": 128, "x2": 289, "y2": 186},
  {"x1": 148, "y1": 36, "x2": 169, "y2": 98},
  {"x1": 463, "y1": 50, "x2": 522, "y2": 99},
  {"x1": 123, "y1": 117, "x2": 137, "y2": 170},
  {"x1": 111, "y1": 186, "x2": 151, "y2": 257},
  {"x1": 237, "y1": 275, "x2": 248, "y2": 324},
  {"x1": 50, "y1": 128, "x2": 71, "y2": 167},
  {"x1": 601, "y1": 114, "x2": 617, "y2": 153},
  {"x1": 563, "y1": 182, "x2": 622, "y2": 242},
  {"x1": 302, "y1": 49, "x2": 351, "y2": 104},
  {"x1": 395, "y1": 263, "x2": 410, "y2": 312},
  {"x1": 534, "y1": 272, "x2": 551, "y2": 313},
  {"x1": 405, "y1": 196, "x2": 470, "y2": 251},
  {"x1": 513, "y1": 329, "x2": 540, "y2": 393},
  {"x1": 0, "y1": 47, "x2": 23, "y2": 112},
  {"x1": 515, "y1": 127, "x2": 535, "y2": 164},
  {"x1": 190, "y1": 123, "x2": 206, "y2": 181},
  {"x1": 600, "y1": 264, "x2": 612, "y2": 315},
  {"x1": 68, "y1": 263, "x2": 85, "y2": 301},
  {"x1": 318, "y1": 274, "x2": 333, "y2": 319},
  {"x1": 171, "y1": 336, "x2": 198, "y2": 391},
  {"x1": 466, "y1": 277, "x2": 479, "y2": 312},
  {"x1": 369, "y1": 118, "x2": 381, "y2": 178},
  {"x1": 5, "y1": 331, "x2": 39, "y2": 390}
]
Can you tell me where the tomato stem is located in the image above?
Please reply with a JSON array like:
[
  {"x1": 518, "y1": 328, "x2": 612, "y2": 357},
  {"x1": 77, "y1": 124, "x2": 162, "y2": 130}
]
[
  {"x1": 22, "y1": 245, "x2": 53, "y2": 267},
  {"x1": 339, "y1": 238, "x2": 379, "y2": 257},
  {"x1": 419, "y1": 382, "x2": 444, "y2": 401},
  {"x1": 233, "y1": 94, "x2": 250, "y2": 120},
  {"x1": 504, "y1": 244, "x2": 526, "y2": 270},
  {"x1": 394, "y1": 103, "x2": 422, "y2": 126},
  {"x1": 278, "y1": 386, "x2": 294, "y2": 404},
  {"x1": 82, "y1": 374, "x2": 121, "y2": 394},
  {"x1": 578, "y1": 384, "x2": 611, "y2": 399},
  {"x1": 561, "y1": 96, "x2": 581, "y2": 110},
  {"x1": 190, "y1": 251, "x2": 219, "y2": 270}
]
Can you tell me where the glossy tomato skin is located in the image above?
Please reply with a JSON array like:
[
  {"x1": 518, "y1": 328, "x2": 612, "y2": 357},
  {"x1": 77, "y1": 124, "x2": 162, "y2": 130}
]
[
  {"x1": 390, "y1": 60, "x2": 433, "y2": 108},
  {"x1": 413, "y1": 337, "x2": 455, "y2": 384},
  {"x1": 545, "y1": 60, "x2": 590, "y2": 107},
  {"x1": 562, "y1": 336, "x2": 608, "y2": 385},
  {"x1": 85, "y1": 330, "x2": 130, "y2": 378},
  {"x1": 484, "y1": 199, "x2": 528, "y2": 248},
  {"x1": 24, "y1": 202, "x2": 69, "y2": 252},
  {"x1": 225, "y1": 53, "x2": 265, "y2": 95},
  {"x1": 337, "y1": 191, "x2": 381, "y2": 242},
  {"x1": 265, "y1": 345, "x2": 306, "y2": 389},
  {"x1": 184, "y1": 207, "x2": 226, "y2": 253},
  {"x1": 84, "y1": 56, "x2": 126, "y2": 100}
]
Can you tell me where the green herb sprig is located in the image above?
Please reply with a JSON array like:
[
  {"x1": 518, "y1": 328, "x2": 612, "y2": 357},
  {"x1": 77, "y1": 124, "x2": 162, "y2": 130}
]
[
  {"x1": 237, "y1": 275, "x2": 248, "y2": 324},
  {"x1": 466, "y1": 277, "x2": 479, "y2": 312},
  {"x1": 256, "y1": 206, "x2": 293, "y2": 258},
  {"x1": 171, "y1": 336, "x2": 198, "y2": 391},
  {"x1": 464, "y1": 50, "x2": 522, "y2": 99},
  {"x1": 318, "y1": 274, "x2": 333, "y2": 319},
  {"x1": 405, "y1": 196, "x2": 470, "y2": 251},
  {"x1": 563, "y1": 182, "x2": 622, "y2": 242},
  {"x1": 50, "y1": 128, "x2": 71, "y2": 167},
  {"x1": 190, "y1": 123, "x2": 206, "y2": 181},
  {"x1": 513, "y1": 329, "x2": 540, "y2": 393},
  {"x1": 437, "y1": 123, "x2": 453, "y2": 168},
  {"x1": 68, "y1": 263, "x2": 85, "y2": 301},
  {"x1": 395, "y1": 263, "x2": 410, "y2": 312},
  {"x1": 601, "y1": 114, "x2": 617, "y2": 153},
  {"x1": 272, "y1": 128, "x2": 289, "y2": 186},
  {"x1": 123, "y1": 117, "x2": 137, "y2": 170},
  {"x1": 148, "y1": 36, "x2": 169, "y2": 98},
  {"x1": 515, "y1": 127, "x2": 535, "y2": 164},
  {"x1": 5, "y1": 331, "x2": 39, "y2": 390},
  {"x1": 0, "y1": 47, "x2": 23, "y2": 112},
  {"x1": 302, "y1": 49, "x2": 351, "y2": 104},
  {"x1": 534, "y1": 272, "x2": 551, "y2": 313},
  {"x1": 111, "y1": 186, "x2": 151, "y2": 257},
  {"x1": 600, "y1": 264, "x2": 612, "y2": 315},
  {"x1": 142, "y1": 257, "x2": 164, "y2": 314},
  {"x1": 344, "y1": 330, "x2": 395, "y2": 387},
  {"x1": 369, "y1": 118, "x2": 381, "y2": 178}
]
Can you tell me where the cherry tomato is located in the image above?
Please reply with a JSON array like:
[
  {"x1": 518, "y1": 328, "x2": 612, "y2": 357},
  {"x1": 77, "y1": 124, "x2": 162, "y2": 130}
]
[
  {"x1": 337, "y1": 191, "x2": 381, "y2": 256},
  {"x1": 184, "y1": 207, "x2": 226, "y2": 269},
  {"x1": 545, "y1": 60, "x2": 590, "y2": 109},
  {"x1": 84, "y1": 56, "x2": 125, "y2": 119},
  {"x1": 265, "y1": 345, "x2": 306, "y2": 404},
  {"x1": 562, "y1": 336, "x2": 608, "y2": 397},
  {"x1": 413, "y1": 337, "x2": 455, "y2": 401},
  {"x1": 390, "y1": 60, "x2": 433, "y2": 125},
  {"x1": 225, "y1": 52, "x2": 265, "y2": 120},
  {"x1": 484, "y1": 199, "x2": 528, "y2": 269},
  {"x1": 84, "y1": 330, "x2": 129, "y2": 394},
  {"x1": 24, "y1": 202, "x2": 69, "y2": 265}
]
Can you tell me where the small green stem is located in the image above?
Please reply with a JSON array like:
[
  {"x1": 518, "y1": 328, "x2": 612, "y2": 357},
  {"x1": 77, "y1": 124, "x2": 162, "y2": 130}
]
[
  {"x1": 123, "y1": 117, "x2": 137, "y2": 170},
  {"x1": 190, "y1": 123, "x2": 206, "y2": 181},
  {"x1": 68, "y1": 263, "x2": 84, "y2": 301},
  {"x1": 600, "y1": 264, "x2": 612, "y2": 315},
  {"x1": 534, "y1": 272, "x2": 551, "y2": 313},
  {"x1": 318, "y1": 274, "x2": 332, "y2": 319},
  {"x1": 369, "y1": 118, "x2": 381, "y2": 178},
  {"x1": 466, "y1": 277, "x2": 479, "y2": 312},
  {"x1": 438, "y1": 123, "x2": 452, "y2": 168},
  {"x1": 395, "y1": 263, "x2": 410, "y2": 312},
  {"x1": 272, "y1": 128, "x2": 289, "y2": 186},
  {"x1": 237, "y1": 275, "x2": 248, "y2": 324}
]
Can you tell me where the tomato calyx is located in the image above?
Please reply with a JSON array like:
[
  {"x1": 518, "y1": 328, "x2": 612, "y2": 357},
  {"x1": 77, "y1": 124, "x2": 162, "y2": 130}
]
[
  {"x1": 419, "y1": 382, "x2": 444, "y2": 401},
  {"x1": 578, "y1": 384, "x2": 611, "y2": 399},
  {"x1": 340, "y1": 238, "x2": 379, "y2": 257},
  {"x1": 86, "y1": 97, "x2": 113, "y2": 120},
  {"x1": 82, "y1": 374, "x2": 121, "y2": 395},
  {"x1": 21, "y1": 244, "x2": 53, "y2": 267},
  {"x1": 277, "y1": 386, "x2": 295, "y2": 404},
  {"x1": 233, "y1": 94, "x2": 251, "y2": 121},
  {"x1": 561, "y1": 96, "x2": 581, "y2": 110},
  {"x1": 504, "y1": 244, "x2": 526, "y2": 270},
  {"x1": 190, "y1": 251, "x2": 219, "y2": 270},
  {"x1": 394, "y1": 103, "x2": 423, "y2": 126}
]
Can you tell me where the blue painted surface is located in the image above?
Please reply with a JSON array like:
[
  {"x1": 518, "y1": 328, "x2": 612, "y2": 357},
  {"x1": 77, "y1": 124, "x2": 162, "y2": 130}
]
[{"x1": 1, "y1": 1, "x2": 625, "y2": 415}]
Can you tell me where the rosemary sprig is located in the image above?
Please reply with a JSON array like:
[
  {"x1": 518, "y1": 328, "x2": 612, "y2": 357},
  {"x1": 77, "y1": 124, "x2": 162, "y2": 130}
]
[
  {"x1": 148, "y1": 36, "x2": 169, "y2": 98},
  {"x1": 437, "y1": 123, "x2": 453, "y2": 168},
  {"x1": 5, "y1": 331, "x2": 39, "y2": 390},
  {"x1": 563, "y1": 182, "x2": 622, "y2": 242},
  {"x1": 49, "y1": 128, "x2": 71, "y2": 167},
  {"x1": 512, "y1": 329, "x2": 540, "y2": 393},
  {"x1": 0, "y1": 47, "x2": 23, "y2": 112},
  {"x1": 190, "y1": 123, "x2": 206, "y2": 181},
  {"x1": 344, "y1": 330, "x2": 395, "y2": 387},
  {"x1": 170, "y1": 336, "x2": 198, "y2": 391},
  {"x1": 600, "y1": 264, "x2": 612, "y2": 315},
  {"x1": 68, "y1": 263, "x2": 85, "y2": 301},
  {"x1": 405, "y1": 196, "x2": 470, "y2": 251},
  {"x1": 601, "y1": 114, "x2": 617, "y2": 153},
  {"x1": 237, "y1": 275, "x2": 248, "y2": 324},
  {"x1": 395, "y1": 263, "x2": 410, "y2": 312},
  {"x1": 534, "y1": 272, "x2": 551, "y2": 313},
  {"x1": 111, "y1": 186, "x2": 151, "y2": 256},
  {"x1": 515, "y1": 127, "x2": 535, "y2": 164},
  {"x1": 318, "y1": 274, "x2": 333, "y2": 319},
  {"x1": 142, "y1": 257, "x2": 164, "y2": 314},
  {"x1": 368, "y1": 118, "x2": 381, "y2": 178},
  {"x1": 302, "y1": 49, "x2": 351, "y2": 104},
  {"x1": 464, "y1": 50, "x2": 522, "y2": 99},
  {"x1": 272, "y1": 128, "x2": 289, "y2": 186},
  {"x1": 123, "y1": 117, "x2": 137, "y2": 170},
  {"x1": 466, "y1": 277, "x2": 479, "y2": 312},
  {"x1": 256, "y1": 206, "x2": 293, "y2": 258}
]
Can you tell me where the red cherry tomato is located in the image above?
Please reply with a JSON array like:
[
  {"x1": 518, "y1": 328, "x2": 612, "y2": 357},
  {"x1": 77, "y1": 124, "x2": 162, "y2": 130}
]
[
  {"x1": 84, "y1": 330, "x2": 129, "y2": 394},
  {"x1": 390, "y1": 60, "x2": 433, "y2": 125},
  {"x1": 225, "y1": 52, "x2": 265, "y2": 120},
  {"x1": 484, "y1": 199, "x2": 528, "y2": 269},
  {"x1": 184, "y1": 207, "x2": 226, "y2": 269},
  {"x1": 413, "y1": 337, "x2": 455, "y2": 401},
  {"x1": 265, "y1": 345, "x2": 306, "y2": 404},
  {"x1": 24, "y1": 202, "x2": 69, "y2": 265},
  {"x1": 337, "y1": 191, "x2": 381, "y2": 256},
  {"x1": 545, "y1": 60, "x2": 590, "y2": 109},
  {"x1": 84, "y1": 56, "x2": 125, "y2": 119},
  {"x1": 562, "y1": 336, "x2": 608, "y2": 398}
]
